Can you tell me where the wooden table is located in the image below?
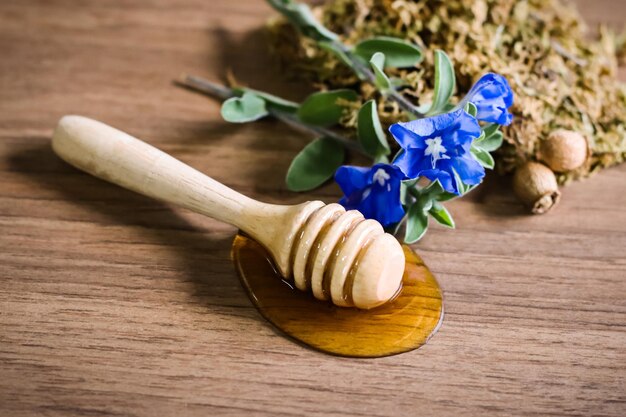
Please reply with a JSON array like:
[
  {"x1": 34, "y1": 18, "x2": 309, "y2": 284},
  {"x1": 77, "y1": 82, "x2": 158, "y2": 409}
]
[{"x1": 1, "y1": 1, "x2": 625, "y2": 415}]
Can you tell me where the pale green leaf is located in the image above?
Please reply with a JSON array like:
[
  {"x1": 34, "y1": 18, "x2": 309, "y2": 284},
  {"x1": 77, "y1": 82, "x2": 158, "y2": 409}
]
[
  {"x1": 471, "y1": 145, "x2": 496, "y2": 169},
  {"x1": 285, "y1": 137, "x2": 345, "y2": 191},
  {"x1": 481, "y1": 123, "x2": 499, "y2": 139},
  {"x1": 266, "y1": 0, "x2": 338, "y2": 42},
  {"x1": 405, "y1": 203, "x2": 429, "y2": 244},
  {"x1": 369, "y1": 52, "x2": 392, "y2": 91},
  {"x1": 297, "y1": 89, "x2": 358, "y2": 127},
  {"x1": 436, "y1": 191, "x2": 458, "y2": 202},
  {"x1": 374, "y1": 154, "x2": 389, "y2": 164},
  {"x1": 221, "y1": 92, "x2": 268, "y2": 123},
  {"x1": 451, "y1": 168, "x2": 469, "y2": 195},
  {"x1": 429, "y1": 201, "x2": 455, "y2": 228},
  {"x1": 427, "y1": 50, "x2": 456, "y2": 116},
  {"x1": 465, "y1": 102, "x2": 477, "y2": 117},
  {"x1": 475, "y1": 130, "x2": 503, "y2": 152},
  {"x1": 353, "y1": 36, "x2": 423, "y2": 68},
  {"x1": 235, "y1": 87, "x2": 299, "y2": 114},
  {"x1": 357, "y1": 100, "x2": 390, "y2": 158}
]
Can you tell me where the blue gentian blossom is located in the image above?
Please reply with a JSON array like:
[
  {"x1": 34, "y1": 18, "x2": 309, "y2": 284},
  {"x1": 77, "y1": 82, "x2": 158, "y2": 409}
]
[
  {"x1": 462, "y1": 73, "x2": 514, "y2": 126},
  {"x1": 334, "y1": 163, "x2": 406, "y2": 227},
  {"x1": 389, "y1": 109, "x2": 483, "y2": 194}
]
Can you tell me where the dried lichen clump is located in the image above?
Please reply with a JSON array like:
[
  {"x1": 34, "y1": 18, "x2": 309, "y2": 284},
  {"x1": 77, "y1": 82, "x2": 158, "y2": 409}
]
[{"x1": 267, "y1": 0, "x2": 626, "y2": 185}]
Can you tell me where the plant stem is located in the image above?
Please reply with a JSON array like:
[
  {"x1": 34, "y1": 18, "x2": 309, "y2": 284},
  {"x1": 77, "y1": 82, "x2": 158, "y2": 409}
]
[
  {"x1": 177, "y1": 74, "x2": 234, "y2": 100},
  {"x1": 330, "y1": 41, "x2": 425, "y2": 118},
  {"x1": 175, "y1": 74, "x2": 368, "y2": 156}
]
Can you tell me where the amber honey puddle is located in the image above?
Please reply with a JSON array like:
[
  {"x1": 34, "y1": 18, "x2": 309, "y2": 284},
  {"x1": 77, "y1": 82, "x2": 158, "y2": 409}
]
[{"x1": 231, "y1": 233, "x2": 444, "y2": 358}]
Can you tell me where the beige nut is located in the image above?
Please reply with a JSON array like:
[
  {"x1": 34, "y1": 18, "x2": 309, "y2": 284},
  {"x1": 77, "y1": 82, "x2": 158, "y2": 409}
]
[
  {"x1": 539, "y1": 130, "x2": 588, "y2": 173},
  {"x1": 513, "y1": 161, "x2": 561, "y2": 215}
]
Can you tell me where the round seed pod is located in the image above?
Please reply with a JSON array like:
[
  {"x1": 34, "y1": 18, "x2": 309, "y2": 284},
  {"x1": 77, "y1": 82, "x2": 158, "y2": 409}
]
[
  {"x1": 539, "y1": 130, "x2": 588, "y2": 173},
  {"x1": 513, "y1": 162, "x2": 561, "y2": 214}
]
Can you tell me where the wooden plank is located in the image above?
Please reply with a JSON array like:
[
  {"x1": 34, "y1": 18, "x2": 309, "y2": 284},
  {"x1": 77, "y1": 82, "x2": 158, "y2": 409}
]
[{"x1": 0, "y1": 1, "x2": 624, "y2": 416}]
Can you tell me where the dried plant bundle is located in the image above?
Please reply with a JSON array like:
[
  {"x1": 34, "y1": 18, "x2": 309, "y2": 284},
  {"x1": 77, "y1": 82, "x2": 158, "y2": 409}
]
[{"x1": 267, "y1": 0, "x2": 626, "y2": 185}]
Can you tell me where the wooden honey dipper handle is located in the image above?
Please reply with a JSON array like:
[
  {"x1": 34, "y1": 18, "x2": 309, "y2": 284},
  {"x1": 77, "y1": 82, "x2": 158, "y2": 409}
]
[
  {"x1": 52, "y1": 116, "x2": 405, "y2": 309},
  {"x1": 51, "y1": 115, "x2": 315, "y2": 276}
]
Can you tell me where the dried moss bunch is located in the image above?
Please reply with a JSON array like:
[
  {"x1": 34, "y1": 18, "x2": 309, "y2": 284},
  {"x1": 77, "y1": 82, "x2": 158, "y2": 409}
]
[{"x1": 267, "y1": 0, "x2": 626, "y2": 185}]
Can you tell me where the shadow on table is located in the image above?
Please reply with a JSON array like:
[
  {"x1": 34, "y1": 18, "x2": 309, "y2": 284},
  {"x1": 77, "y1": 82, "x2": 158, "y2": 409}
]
[
  {"x1": 461, "y1": 171, "x2": 529, "y2": 219},
  {"x1": 173, "y1": 26, "x2": 328, "y2": 197},
  {"x1": 9, "y1": 142, "x2": 264, "y2": 322},
  {"x1": 211, "y1": 26, "x2": 312, "y2": 102}
]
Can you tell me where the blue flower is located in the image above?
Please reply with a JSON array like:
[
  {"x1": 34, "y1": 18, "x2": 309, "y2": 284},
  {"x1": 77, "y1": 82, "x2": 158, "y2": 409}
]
[
  {"x1": 463, "y1": 73, "x2": 514, "y2": 126},
  {"x1": 389, "y1": 109, "x2": 483, "y2": 194},
  {"x1": 335, "y1": 163, "x2": 406, "y2": 227}
]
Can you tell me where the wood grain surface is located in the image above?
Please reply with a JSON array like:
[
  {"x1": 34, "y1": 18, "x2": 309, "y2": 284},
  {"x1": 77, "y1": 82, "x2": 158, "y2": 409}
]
[{"x1": 1, "y1": 1, "x2": 625, "y2": 416}]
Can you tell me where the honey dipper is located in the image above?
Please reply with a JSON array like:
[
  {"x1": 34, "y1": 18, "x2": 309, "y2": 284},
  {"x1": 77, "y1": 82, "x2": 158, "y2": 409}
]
[{"x1": 52, "y1": 116, "x2": 406, "y2": 309}]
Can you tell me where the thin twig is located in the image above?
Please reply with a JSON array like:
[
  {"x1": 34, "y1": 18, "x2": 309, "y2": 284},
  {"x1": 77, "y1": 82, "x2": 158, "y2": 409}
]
[
  {"x1": 175, "y1": 74, "x2": 368, "y2": 156},
  {"x1": 175, "y1": 74, "x2": 234, "y2": 100}
]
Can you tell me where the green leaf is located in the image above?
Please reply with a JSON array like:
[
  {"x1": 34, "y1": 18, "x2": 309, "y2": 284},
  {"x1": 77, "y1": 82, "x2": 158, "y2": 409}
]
[
  {"x1": 465, "y1": 184, "x2": 478, "y2": 194},
  {"x1": 403, "y1": 178, "x2": 420, "y2": 188},
  {"x1": 481, "y1": 123, "x2": 499, "y2": 139},
  {"x1": 357, "y1": 100, "x2": 390, "y2": 158},
  {"x1": 417, "y1": 100, "x2": 456, "y2": 115},
  {"x1": 429, "y1": 201, "x2": 455, "y2": 228},
  {"x1": 370, "y1": 51, "x2": 385, "y2": 69},
  {"x1": 369, "y1": 52, "x2": 392, "y2": 91},
  {"x1": 405, "y1": 203, "x2": 429, "y2": 244},
  {"x1": 475, "y1": 130, "x2": 503, "y2": 152},
  {"x1": 471, "y1": 145, "x2": 495, "y2": 169},
  {"x1": 417, "y1": 194, "x2": 434, "y2": 212},
  {"x1": 451, "y1": 168, "x2": 469, "y2": 195},
  {"x1": 427, "y1": 50, "x2": 456, "y2": 116},
  {"x1": 413, "y1": 186, "x2": 435, "y2": 212},
  {"x1": 426, "y1": 180, "x2": 458, "y2": 202},
  {"x1": 221, "y1": 92, "x2": 269, "y2": 123},
  {"x1": 400, "y1": 182, "x2": 410, "y2": 205},
  {"x1": 353, "y1": 36, "x2": 423, "y2": 68},
  {"x1": 374, "y1": 154, "x2": 389, "y2": 164},
  {"x1": 266, "y1": 0, "x2": 338, "y2": 42},
  {"x1": 235, "y1": 87, "x2": 299, "y2": 114},
  {"x1": 297, "y1": 89, "x2": 358, "y2": 127},
  {"x1": 416, "y1": 102, "x2": 431, "y2": 114},
  {"x1": 401, "y1": 179, "x2": 419, "y2": 205},
  {"x1": 436, "y1": 191, "x2": 458, "y2": 202},
  {"x1": 465, "y1": 102, "x2": 477, "y2": 117},
  {"x1": 285, "y1": 137, "x2": 345, "y2": 192}
]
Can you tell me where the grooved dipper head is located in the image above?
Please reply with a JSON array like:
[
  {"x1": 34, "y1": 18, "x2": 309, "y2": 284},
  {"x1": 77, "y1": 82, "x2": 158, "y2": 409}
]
[{"x1": 350, "y1": 233, "x2": 405, "y2": 309}]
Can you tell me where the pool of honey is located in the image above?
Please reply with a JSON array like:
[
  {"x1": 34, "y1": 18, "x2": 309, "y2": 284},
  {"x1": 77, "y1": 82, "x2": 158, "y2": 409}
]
[{"x1": 231, "y1": 233, "x2": 444, "y2": 358}]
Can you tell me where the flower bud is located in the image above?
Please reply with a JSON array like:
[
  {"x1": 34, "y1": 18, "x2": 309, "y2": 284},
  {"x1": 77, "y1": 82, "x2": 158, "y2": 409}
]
[
  {"x1": 539, "y1": 130, "x2": 588, "y2": 173},
  {"x1": 513, "y1": 162, "x2": 561, "y2": 214}
]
